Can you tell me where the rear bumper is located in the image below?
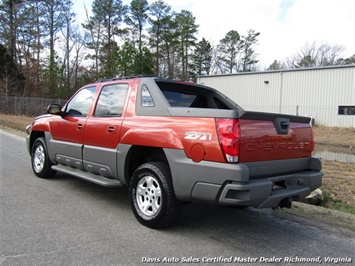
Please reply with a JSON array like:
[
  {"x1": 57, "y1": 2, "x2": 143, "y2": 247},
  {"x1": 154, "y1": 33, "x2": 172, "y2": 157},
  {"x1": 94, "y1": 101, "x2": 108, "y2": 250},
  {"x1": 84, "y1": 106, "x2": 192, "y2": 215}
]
[
  {"x1": 217, "y1": 170, "x2": 322, "y2": 208},
  {"x1": 164, "y1": 149, "x2": 323, "y2": 208}
]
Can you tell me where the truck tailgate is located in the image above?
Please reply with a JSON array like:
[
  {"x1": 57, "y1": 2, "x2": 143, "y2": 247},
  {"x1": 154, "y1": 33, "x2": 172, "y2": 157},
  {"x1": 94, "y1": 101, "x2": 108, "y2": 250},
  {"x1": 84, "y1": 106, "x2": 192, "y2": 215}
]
[{"x1": 238, "y1": 112, "x2": 313, "y2": 163}]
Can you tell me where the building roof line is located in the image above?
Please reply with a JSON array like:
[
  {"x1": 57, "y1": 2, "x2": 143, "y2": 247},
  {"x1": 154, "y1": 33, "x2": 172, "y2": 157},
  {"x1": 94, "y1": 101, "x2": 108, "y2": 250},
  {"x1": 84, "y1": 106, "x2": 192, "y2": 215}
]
[{"x1": 198, "y1": 64, "x2": 355, "y2": 78}]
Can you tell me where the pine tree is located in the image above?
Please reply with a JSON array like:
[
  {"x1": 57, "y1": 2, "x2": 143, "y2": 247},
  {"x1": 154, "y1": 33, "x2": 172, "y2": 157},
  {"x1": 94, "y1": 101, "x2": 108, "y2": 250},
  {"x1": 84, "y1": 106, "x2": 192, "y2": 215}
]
[
  {"x1": 191, "y1": 38, "x2": 212, "y2": 77},
  {"x1": 125, "y1": 0, "x2": 150, "y2": 74},
  {"x1": 240, "y1": 29, "x2": 260, "y2": 72},
  {"x1": 148, "y1": 0, "x2": 172, "y2": 76},
  {"x1": 83, "y1": 0, "x2": 127, "y2": 78},
  {"x1": 175, "y1": 10, "x2": 198, "y2": 80},
  {"x1": 218, "y1": 30, "x2": 242, "y2": 73}
]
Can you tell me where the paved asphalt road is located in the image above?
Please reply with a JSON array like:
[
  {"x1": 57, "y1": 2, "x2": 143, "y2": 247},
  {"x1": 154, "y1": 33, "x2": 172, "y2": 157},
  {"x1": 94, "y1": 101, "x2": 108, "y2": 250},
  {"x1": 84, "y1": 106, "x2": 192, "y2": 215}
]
[{"x1": 1, "y1": 130, "x2": 354, "y2": 266}]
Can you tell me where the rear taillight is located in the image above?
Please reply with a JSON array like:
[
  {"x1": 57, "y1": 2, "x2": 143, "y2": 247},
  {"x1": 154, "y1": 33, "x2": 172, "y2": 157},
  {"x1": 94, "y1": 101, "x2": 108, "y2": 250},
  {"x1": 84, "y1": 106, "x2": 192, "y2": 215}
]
[{"x1": 216, "y1": 119, "x2": 240, "y2": 162}]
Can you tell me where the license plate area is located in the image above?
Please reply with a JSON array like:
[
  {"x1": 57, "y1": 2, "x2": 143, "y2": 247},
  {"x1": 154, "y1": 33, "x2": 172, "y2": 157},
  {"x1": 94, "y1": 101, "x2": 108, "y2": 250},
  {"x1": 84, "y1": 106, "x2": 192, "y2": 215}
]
[{"x1": 272, "y1": 179, "x2": 287, "y2": 191}]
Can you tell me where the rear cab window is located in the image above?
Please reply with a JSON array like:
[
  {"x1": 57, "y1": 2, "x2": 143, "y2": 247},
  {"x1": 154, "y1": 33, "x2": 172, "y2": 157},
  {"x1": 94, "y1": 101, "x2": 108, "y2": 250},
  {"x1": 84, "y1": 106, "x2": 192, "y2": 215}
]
[
  {"x1": 155, "y1": 80, "x2": 241, "y2": 110},
  {"x1": 161, "y1": 90, "x2": 206, "y2": 108}
]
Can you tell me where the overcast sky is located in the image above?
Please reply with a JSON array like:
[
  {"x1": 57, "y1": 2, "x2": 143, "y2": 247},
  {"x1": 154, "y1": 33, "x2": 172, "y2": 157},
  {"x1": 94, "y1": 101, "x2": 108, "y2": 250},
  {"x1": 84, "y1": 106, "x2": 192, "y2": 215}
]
[{"x1": 74, "y1": 0, "x2": 355, "y2": 69}]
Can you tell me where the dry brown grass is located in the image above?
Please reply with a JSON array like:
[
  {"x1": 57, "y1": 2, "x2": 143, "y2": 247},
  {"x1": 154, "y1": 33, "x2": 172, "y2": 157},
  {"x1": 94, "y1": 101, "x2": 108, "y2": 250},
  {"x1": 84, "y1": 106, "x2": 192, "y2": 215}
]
[
  {"x1": 313, "y1": 125, "x2": 355, "y2": 148},
  {"x1": 0, "y1": 114, "x2": 34, "y2": 132},
  {"x1": 321, "y1": 160, "x2": 355, "y2": 207}
]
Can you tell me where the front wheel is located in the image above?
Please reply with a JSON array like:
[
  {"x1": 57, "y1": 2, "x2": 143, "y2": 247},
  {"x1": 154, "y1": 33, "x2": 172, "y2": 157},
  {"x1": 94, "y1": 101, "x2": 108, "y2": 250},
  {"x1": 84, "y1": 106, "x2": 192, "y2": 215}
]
[
  {"x1": 130, "y1": 162, "x2": 182, "y2": 229},
  {"x1": 31, "y1": 137, "x2": 56, "y2": 178}
]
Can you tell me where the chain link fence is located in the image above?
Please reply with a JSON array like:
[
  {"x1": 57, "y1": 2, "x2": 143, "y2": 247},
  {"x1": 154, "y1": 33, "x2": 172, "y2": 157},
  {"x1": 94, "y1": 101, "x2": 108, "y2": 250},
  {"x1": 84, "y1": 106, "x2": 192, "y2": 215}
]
[{"x1": 0, "y1": 96, "x2": 67, "y2": 117}]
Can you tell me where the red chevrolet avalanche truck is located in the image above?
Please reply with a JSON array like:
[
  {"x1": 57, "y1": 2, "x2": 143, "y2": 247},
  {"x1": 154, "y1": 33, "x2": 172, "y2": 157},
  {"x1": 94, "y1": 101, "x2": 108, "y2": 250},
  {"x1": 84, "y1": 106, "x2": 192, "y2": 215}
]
[{"x1": 26, "y1": 76, "x2": 322, "y2": 228}]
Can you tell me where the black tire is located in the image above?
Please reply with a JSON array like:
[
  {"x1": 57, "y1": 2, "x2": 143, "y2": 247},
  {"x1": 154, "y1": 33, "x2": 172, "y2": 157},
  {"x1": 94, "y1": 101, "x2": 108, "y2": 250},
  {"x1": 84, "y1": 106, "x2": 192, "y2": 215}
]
[
  {"x1": 130, "y1": 162, "x2": 183, "y2": 229},
  {"x1": 31, "y1": 137, "x2": 56, "y2": 178}
]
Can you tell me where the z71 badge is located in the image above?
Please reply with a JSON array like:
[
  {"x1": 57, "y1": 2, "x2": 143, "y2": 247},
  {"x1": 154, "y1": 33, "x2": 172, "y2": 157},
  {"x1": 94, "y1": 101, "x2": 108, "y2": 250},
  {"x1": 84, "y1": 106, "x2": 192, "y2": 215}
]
[{"x1": 184, "y1": 132, "x2": 212, "y2": 141}]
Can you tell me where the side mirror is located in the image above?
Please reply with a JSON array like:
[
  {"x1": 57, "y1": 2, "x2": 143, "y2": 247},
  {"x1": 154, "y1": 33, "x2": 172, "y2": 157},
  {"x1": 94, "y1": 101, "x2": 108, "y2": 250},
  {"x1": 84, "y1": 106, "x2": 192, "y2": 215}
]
[{"x1": 47, "y1": 104, "x2": 63, "y2": 115}]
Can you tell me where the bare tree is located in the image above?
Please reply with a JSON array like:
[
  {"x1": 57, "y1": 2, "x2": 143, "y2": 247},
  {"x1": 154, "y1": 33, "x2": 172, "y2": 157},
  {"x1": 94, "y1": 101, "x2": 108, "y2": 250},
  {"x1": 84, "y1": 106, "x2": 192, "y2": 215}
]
[
  {"x1": 82, "y1": 5, "x2": 102, "y2": 78},
  {"x1": 285, "y1": 41, "x2": 345, "y2": 68},
  {"x1": 59, "y1": 0, "x2": 75, "y2": 93}
]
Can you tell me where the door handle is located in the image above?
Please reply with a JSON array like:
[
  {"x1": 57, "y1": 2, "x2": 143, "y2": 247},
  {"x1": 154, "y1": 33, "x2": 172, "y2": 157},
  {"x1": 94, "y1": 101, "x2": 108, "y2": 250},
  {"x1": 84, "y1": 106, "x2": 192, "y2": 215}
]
[
  {"x1": 107, "y1": 126, "x2": 116, "y2": 134},
  {"x1": 77, "y1": 123, "x2": 84, "y2": 130}
]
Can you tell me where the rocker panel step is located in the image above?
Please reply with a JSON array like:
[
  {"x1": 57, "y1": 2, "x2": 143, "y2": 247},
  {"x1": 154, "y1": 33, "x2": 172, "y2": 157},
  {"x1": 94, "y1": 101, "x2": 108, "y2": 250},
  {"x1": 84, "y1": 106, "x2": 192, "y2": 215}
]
[{"x1": 52, "y1": 165, "x2": 122, "y2": 187}]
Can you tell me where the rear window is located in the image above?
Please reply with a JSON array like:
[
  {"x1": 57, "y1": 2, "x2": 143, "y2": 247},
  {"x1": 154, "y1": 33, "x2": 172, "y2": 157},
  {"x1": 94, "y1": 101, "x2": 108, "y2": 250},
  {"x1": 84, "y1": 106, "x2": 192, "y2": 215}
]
[
  {"x1": 155, "y1": 80, "x2": 242, "y2": 111},
  {"x1": 161, "y1": 90, "x2": 207, "y2": 108}
]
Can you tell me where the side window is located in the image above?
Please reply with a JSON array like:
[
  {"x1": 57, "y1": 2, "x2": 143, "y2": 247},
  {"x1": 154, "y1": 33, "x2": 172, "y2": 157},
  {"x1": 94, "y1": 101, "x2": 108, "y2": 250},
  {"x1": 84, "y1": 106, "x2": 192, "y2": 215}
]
[
  {"x1": 214, "y1": 97, "x2": 230, "y2": 110},
  {"x1": 65, "y1": 86, "x2": 96, "y2": 116},
  {"x1": 94, "y1": 83, "x2": 128, "y2": 117},
  {"x1": 338, "y1": 105, "x2": 355, "y2": 115},
  {"x1": 161, "y1": 90, "x2": 206, "y2": 108},
  {"x1": 141, "y1": 84, "x2": 155, "y2": 107}
]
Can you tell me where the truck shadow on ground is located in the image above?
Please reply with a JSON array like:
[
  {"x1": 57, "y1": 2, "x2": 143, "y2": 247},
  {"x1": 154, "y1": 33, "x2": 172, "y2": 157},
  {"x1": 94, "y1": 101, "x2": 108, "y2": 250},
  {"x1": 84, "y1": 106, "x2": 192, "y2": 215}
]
[
  {"x1": 51, "y1": 172, "x2": 352, "y2": 237},
  {"x1": 43, "y1": 173, "x2": 355, "y2": 260}
]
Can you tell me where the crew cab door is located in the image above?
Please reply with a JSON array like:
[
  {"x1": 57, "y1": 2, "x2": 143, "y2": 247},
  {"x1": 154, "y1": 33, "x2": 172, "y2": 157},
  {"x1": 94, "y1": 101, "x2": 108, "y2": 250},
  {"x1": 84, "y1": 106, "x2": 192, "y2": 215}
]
[
  {"x1": 49, "y1": 86, "x2": 96, "y2": 168},
  {"x1": 82, "y1": 83, "x2": 129, "y2": 178}
]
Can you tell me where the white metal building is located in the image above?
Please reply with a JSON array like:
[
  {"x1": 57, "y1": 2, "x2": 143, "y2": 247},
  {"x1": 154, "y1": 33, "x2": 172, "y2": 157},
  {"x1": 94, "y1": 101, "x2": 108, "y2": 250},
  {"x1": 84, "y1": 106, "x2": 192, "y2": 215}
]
[{"x1": 197, "y1": 65, "x2": 355, "y2": 127}]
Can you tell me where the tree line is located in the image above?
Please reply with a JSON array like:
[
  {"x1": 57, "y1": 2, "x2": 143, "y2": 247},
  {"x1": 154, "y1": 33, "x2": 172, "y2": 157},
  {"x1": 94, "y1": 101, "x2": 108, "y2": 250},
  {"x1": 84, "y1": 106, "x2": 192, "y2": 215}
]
[
  {"x1": 268, "y1": 41, "x2": 355, "y2": 71},
  {"x1": 0, "y1": 0, "x2": 354, "y2": 99}
]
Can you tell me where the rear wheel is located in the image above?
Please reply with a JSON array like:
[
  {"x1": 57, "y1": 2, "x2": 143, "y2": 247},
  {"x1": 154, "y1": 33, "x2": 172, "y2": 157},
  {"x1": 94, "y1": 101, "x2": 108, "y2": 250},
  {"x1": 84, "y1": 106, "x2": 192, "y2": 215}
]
[
  {"x1": 130, "y1": 162, "x2": 182, "y2": 229},
  {"x1": 31, "y1": 137, "x2": 56, "y2": 178}
]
